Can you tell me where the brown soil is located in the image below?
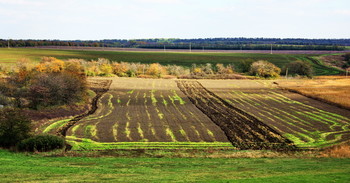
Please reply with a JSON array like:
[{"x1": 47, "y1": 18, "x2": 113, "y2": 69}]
[
  {"x1": 199, "y1": 79, "x2": 350, "y2": 148},
  {"x1": 67, "y1": 78, "x2": 229, "y2": 143},
  {"x1": 176, "y1": 80, "x2": 296, "y2": 150}
]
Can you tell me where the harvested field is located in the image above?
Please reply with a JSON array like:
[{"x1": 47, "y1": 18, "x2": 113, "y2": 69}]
[
  {"x1": 176, "y1": 80, "x2": 295, "y2": 150},
  {"x1": 199, "y1": 80, "x2": 350, "y2": 148},
  {"x1": 61, "y1": 78, "x2": 230, "y2": 149},
  {"x1": 276, "y1": 78, "x2": 350, "y2": 109}
]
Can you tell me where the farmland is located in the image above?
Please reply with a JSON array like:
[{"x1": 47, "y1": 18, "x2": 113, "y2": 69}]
[
  {"x1": 37, "y1": 78, "x2": 232, "y2": 150},
  {"x1": 0, "y1": 48, "x2": 344, "y2": 75},
  {"x1": 35, "y1": 77, "x2": 350, "y2": 150},
  {"x1": 200, "y1": 79, "x2": 350, "y2": 148},
  {"x1": 276, "y1": 77, "x2": 350, "y2": 109}
]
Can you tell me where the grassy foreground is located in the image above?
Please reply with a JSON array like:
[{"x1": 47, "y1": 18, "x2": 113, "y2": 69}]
[
  {"x1": 0, "y1": 48, "x2": 342, "y2": 75},
  {"x1": 0, "y1": 149, "x2": 349, "y2": 182}
]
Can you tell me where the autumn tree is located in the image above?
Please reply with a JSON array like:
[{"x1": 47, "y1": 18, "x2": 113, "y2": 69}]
[
  {"x1": 216, "y1": 63, "x2": 234, "y2": 74},
  {"x1": 250, "y1": 60, "x2": 281, "y2": 78},
  {"x1": 35, "y1": 57, "x2": 65, "y2": 73},
  {"x1": 112, "y1": 62, "x2": 129, "y2": 76},
  {"x1": 146, "y1": 63, "x2": 167, "y2": 77},
  {"x1": 28, "y1": 72, "x2": 87, "y2": 109}
]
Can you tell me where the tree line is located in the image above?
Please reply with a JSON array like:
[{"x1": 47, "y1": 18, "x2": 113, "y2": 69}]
[{"x1": 0, "y1": 38, "x2": 349, "y2": 50}]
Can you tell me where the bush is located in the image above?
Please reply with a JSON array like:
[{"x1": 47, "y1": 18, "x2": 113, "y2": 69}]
[
  {"x1": 0, "y1": 108, "x2": 31, "y2": 148},
  {"x1": 344, "y1": 53, "x2": 350, "y2": 62},
  {"x1": 17, "y1": 134, "x2": 65, "y2": 152},
  {"x1": 29, "y1": 72, "x2": 87, "y2": 109},
  {"x1": 284, "y1": 60, "x2": 313, "y2": 78},
  {"x1": 250, "y1": 60, "x2": 281, "y2": 78},
  {"x1": 237, "y1": 59, "x2": 254, "y2": 73}
]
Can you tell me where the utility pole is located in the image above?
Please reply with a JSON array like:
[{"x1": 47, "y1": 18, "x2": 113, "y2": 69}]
[
  {"x1": 7, "y1": 38, "x2": 10, "y2": 49},
  {"x1": 270, "y1": 43, "x2": 273, "y2": 54},
  {"x1": 189, "y1": 42, "x2": 192, "y2": 52},
  {"x1": 285, "y1": 68, "x2": 289, "y2": 79}
]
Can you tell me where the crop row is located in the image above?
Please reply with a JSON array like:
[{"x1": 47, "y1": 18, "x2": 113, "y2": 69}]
[
  {"x1": 201, "y1": 80, "x2": 350, "y2": 148},
  {"x1": 177, "y1": 80, "x2": 296, "y2": 150},
  {"x1": 64, "y1": 79, "x2": 229, "y2": 148}
]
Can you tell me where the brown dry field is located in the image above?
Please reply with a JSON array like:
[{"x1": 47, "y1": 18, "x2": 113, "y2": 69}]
[
  {"x1": 276, "y1": 77, "x2": 350, "y2": 109},
  {"x1": 67, "y1": 78, "x2": 229, "y2": 143},
  {"x1": 199, "y1": 79, "x2": 350, "y2": 148}
]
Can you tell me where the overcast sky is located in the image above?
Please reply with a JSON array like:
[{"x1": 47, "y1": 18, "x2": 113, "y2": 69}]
[{"x1": 0, "y1": 0, "x2": 349, "y2": 40}]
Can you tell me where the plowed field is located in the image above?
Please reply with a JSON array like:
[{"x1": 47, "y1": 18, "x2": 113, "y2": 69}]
[
  {"x1": 38, "y1": 78, "x2": 350, "y2": 150},
  {"x1": 177, "y1": 80, "x2": 295, "y2": 150},
  {"x1": 64, "y1": 78, "x2": 231, "y2": 149},
  {"x1": 200, "y1": 80, "x2": 350, "y2": 148}
]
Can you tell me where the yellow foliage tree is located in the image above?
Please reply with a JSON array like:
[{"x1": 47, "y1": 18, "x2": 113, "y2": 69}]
[
  {"x1": 112, "y1": 62, "x2": 129, "y2": 76},
  {"x1": 35, "y1": 57, "x2": 65, "y2": 73},
  {"x1": 146, "y1": 63, "x2": 167, "y2": 77}
]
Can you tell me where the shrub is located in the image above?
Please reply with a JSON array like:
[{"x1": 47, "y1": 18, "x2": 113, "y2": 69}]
[
  {"x1": 344, "y1": 53, "x2": 350, "y2": 62},
  {"x1": 0, "y1": 108, "x2": 31, "y2": 148},
  {"x1": 146, "y1": 63, "x2": 167, "y2": 77},
  {"x1": 28, "y1": 72, "x2": 87, "y2": 109},
  {"x1": 216, "y1": 63, "x2": 234, "y2": 74},
  {"x1": 112, "y1": 62, "x2": 129, "y2": 76},
  {"x1": 250, "y1": 60, "x2": 281, "y2": 78},
  {"x1": 17, "y1": 134, "x2": 65, "y2": 152},
  {"x1": 236, "y1": 59, "x2": 254, "y2": 73},
  {"x1": 99, "y1": 63, "x2": 113, "y2": 76},
  {"x1": 284, "y1": 60, "x2": 313, "y2": 78}
]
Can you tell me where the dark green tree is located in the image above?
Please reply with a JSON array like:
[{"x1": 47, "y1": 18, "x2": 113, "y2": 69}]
[
  {"x1": 0, "y1": 108, "x2": 31, "y2": 147},
  {"x1": 284, "y1": 60, "x2": 313, "y2": 78}
]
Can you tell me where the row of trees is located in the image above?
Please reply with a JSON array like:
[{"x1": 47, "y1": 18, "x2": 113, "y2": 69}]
[
  {"x1": 0, "y1": 57, "x2": 314, "y2": 81},
  {"x1": 1, "y1": 38, "x2": 348, "y2": 50}
]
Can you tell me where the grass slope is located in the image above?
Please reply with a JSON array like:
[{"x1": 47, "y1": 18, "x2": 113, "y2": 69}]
[
  {"x1": 0, "y1": 48, "x2": 342, "y2": 75},
  {"x1": 0, "y1": 150, "x2": 349, "y2": 182}
]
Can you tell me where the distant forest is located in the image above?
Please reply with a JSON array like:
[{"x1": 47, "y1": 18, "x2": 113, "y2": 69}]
[{"x1": 1, "y1": 38, "x2": 349, "y2": 50}]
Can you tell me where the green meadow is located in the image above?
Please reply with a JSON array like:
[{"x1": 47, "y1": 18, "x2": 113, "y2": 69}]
[
  {"x1": 0, "y1": 149, "x2": 349, "y2": 182},
  {"x1": 0, "y1": 48, "x2": 343, "y2": 75}
]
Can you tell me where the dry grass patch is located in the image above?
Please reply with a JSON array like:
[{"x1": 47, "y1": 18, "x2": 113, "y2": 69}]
[
  {"x1": 277, "y1": 77, "x2": 350, "y2": 109},
  {"x1": 320, "y1": 141, "x2": 350, "y2": 158}
]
